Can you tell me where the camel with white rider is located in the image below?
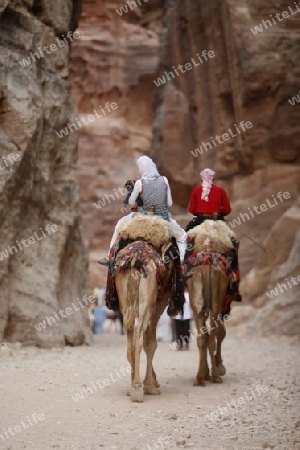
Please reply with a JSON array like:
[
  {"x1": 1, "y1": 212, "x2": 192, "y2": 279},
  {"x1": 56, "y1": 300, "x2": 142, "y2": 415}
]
[
  {"x1": 100, "y1": 156, "x2": 191, "y2": 402},
  {"x1": 113, "y1": 213, "x2": 184, "y2": 402}
]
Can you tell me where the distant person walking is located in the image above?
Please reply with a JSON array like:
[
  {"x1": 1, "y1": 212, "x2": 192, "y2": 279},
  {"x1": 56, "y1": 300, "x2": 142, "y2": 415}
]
[
  {"x1": 174, "y1": 291, "x2": 193, "y2": 350},
  {"x1": 92, "y1": 288, "x2": 107, "y2": 335}
]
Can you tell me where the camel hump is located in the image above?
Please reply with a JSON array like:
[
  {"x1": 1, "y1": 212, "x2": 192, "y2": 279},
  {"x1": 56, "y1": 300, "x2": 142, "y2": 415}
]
[
  {"x1": 187, "y1": 220, "x2": 235, "y2": 253},
  {"x1": 117, "y1": 214, "x2": 176, "y2": 250}
]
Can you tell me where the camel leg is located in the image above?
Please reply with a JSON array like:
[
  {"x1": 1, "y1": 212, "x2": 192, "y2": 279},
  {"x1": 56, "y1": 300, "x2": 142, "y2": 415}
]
[
  {"x1": 118, "y1": 284, "x2": 135, "y2": 397},
  {"x1": 124, "y1": 329, "x2": 135, "y2": 396},
  {"x1": 131, "y1": 273, "x2": 158, "y2": 403},
  {"x1": 126, "y1": 329, "x2": 135, "y2": 382},
  {"x1": 213, "y1": 271, "x2": 228, "y2": 378},
  {"x1": 143, "y1": 325, "x2": 160, "y2": 395},
  {"x1": 208, "y1": 271, "x2": 225, "y2": 383},
  {"x1": 130, "y1": 322, "x2": 144, "y2": 402},
  {"x1": 143, "y1": 300, "x2": 166, "y2": 394},
  {"x1": 187, "y1": 271, "x2": 210, "y2": 387},
  {"x1": 207, "y1": 323, "x2": 222, "y2": 384},
  {"x1": 194, "y1": 311, "x2": 209, "y2": 386},
  {"x1": 152, "y1": 368, "x2": 160, "y2": 388},
  {"x1": 215, "y1": 322, "x2": 226, "y2": 376}
]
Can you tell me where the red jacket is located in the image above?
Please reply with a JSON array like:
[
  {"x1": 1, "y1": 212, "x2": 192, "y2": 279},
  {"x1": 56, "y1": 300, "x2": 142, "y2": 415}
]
[{"x1": 188, "y1": 185, "x2": 231, "y2": 216}]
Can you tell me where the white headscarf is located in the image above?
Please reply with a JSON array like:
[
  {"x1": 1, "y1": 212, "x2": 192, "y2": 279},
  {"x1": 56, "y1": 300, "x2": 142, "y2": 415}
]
[
  {"x1": 137, "y1": 156, "x2": 160, "y2": 180},
  {"x1": 200, "y1": 168, "x2": 216, "y2": 202}
]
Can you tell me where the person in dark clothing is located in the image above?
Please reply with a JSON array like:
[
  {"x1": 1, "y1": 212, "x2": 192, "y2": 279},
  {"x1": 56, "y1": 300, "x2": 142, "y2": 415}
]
[
  {"x1": 174, "y1": 290, "x2": 193, "y2": 350},
  {"x1": 98, "y1": 180, "x2": 143, "y2": 266},
  {"x1": 121, "y1": 180, "x2": 143, "y2": 214}
]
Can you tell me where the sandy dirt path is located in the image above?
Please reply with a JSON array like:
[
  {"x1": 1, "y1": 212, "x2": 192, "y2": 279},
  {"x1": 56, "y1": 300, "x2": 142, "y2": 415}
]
[{"x1": 1, "y1": 326, "x2": 300, "y2": 450}]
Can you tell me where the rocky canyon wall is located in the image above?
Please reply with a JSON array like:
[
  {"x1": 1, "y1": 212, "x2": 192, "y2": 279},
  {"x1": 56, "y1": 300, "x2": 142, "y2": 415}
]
[
  {"x1": 71, "y1": 0, "x2": 300, "y2": 334},
  {"x1": 0, "y1": 0, "x2": 91, "y2": 347},
  {"x1": 150, "y1": 0, "x2": 300, "y2": 334}
]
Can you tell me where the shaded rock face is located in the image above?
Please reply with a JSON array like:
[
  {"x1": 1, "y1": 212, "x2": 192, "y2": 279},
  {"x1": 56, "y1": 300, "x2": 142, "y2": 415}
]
[
  {"x1": 0, "y1": 0, "x2": 92, "y2": 347},
  {"x1": 71, "y1": 0, "x2": 300, "y2": 335},
  {"x1": 152, "y1": 0, "x2": 300, "y2": 186},
  {"x1": 150, "y1": 0, "x2": 300, "y2": 335},
  {"x1": 240, "y1": 199, "x2": 300, "y2": 336}
]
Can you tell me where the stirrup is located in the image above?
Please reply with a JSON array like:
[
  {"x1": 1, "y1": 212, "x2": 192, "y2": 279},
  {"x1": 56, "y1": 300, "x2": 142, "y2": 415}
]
[
  {"x1": 183, "y1": 271, "x2": 193, "y2": 281},
  {"x1": 98, "y1": 257, "x2": 109, "y2": 267},
  {"x1": 233, "y1": 292, "x2": 242, "y2": 302}
]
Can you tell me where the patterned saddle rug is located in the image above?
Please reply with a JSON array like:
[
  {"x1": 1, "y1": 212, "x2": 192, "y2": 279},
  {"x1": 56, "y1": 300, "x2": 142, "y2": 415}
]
[{"x1": 105, "y1": 238, "x2": 184, "y2": 316}]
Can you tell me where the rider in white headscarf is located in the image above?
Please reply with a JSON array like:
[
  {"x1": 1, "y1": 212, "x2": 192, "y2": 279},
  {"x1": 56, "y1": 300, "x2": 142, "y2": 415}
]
[
  {"x1": 128, "y1": 156, "x2": 172, "y2": 221},
  {"x1": 99, "y1": 156, "x2": 187, "y2": 264},
  {"x1": 128, "y1": 156, "x2": 186, "y2": 261}
]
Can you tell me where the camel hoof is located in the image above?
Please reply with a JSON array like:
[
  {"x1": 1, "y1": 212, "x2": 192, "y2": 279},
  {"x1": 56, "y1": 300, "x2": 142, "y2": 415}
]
[
  {"x1": 205, "y1": 374, "x2": 211, "y2": 381},
  {"x1": 130, "y1": 386, "x2": 144, "y2": 403},
  {"x1": 211, "y1": 376, "x2": 223, "y2": 384},
  {"x1": 217, "y1": 364, "x2": 226, "y2": 376},
  {"x1": 144, "y1": 386, "x2": 161, "y2": 395},
  {"x1": 143, "y1": 378, "x2": 160, "y2": 388},
  {"x1": 193, "y1": 378, "x2": 205, "y2": 387}
]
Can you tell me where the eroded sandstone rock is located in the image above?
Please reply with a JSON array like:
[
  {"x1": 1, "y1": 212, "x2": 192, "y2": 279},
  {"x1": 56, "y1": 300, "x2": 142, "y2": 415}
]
[
  {"x1": 70, "y1": 0, "x2": 300, "y2": 335},
  {"x1": 0, "y1": 0, "x2": 91, "y2": 347}
]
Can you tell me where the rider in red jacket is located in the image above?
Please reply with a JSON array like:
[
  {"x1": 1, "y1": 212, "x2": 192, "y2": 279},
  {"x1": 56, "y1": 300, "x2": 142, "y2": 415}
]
[
  {"x1": 186, "y1": 168, "x2": 242, "y2": 302},
  {"x1": 188, "y1": 168, "x2": 231, "y2": 225},
  {"x1": 189, "y1": 184, "x2": 231, "y2": 217}
]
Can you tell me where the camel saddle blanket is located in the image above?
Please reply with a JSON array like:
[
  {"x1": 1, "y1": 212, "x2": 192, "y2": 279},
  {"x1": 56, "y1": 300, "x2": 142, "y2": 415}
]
[
  {"x1": 183, "y1": 250, "x2": 234, "y2": 275},
  {"x1": 105, "y1": 240, "x2": 171, "y2": 311},
  {"x1": 112, "y1": 240, "x2": 168, "y2": 296},
  {"x1": 105, "y1": 239, "x2": 184, "y2": 314}
]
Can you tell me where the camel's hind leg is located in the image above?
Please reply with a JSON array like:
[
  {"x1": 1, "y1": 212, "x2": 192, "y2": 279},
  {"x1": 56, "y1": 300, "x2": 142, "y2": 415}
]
[
  {"x1": 130, "y1": 322, "x2": 144, "y2": 402},
  {"x1": 207, "y1": 325, "x2": 222, "y2": 384},
  {"x1": 194, "y1": 311, "x2": 209, "y2": 386},
  {"x1": 187, "y1": 268, "x2": 210, "y2": 387},
  {"x1": 208, "y1": 269, "x2": 227, "y2": 383},
  {"x1": 215, "y1": 321, "x2": 226, "y2": 376},
  {"x1": 117, "y1": 272, "x2": 143, "y2": 401},
  {"x1": 143, "y1": 301, "x2": 166, "y2": 395},
  {"x1": 131, "y1": 271, "x2": 158, "y2": 402},
  {"x1": 143, "y1": 326, "x2": 160, "y2": 395},
  {"x1": 124, "y1": 329, "x2": 135, "y2": 397},
  {"x1": 126, "y1": 329, "x2": 135, "y2": 382}
]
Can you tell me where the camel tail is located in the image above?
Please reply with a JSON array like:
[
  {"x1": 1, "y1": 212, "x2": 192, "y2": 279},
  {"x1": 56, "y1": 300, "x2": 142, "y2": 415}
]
[
  {"x1": 123, "y1": 270, "x2": 141, "y2": 332},
  {"x1": 131, "y1": 269, "x2": 156, "y2": 339},
  {"x1": 200, "y1": 265, "x2": 212, "y2": 315}
]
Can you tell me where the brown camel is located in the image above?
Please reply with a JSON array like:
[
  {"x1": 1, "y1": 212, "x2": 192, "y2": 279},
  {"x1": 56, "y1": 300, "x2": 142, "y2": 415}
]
[
  {"x1": 114, "y1": 215, "x2": 175, "y2": 402},
  {"x1": 185, "y1": 220, "x2": 235, "y2": 386}
]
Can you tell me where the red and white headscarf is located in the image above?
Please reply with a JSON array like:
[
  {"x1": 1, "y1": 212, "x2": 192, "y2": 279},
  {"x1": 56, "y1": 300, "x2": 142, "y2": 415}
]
[{"x1": 200, "y1": 168, "x2": 216, "y2": 202}]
